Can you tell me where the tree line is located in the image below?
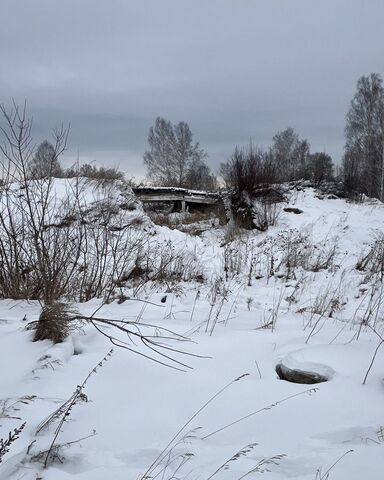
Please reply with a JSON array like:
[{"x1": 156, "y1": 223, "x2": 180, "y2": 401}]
[
  {"x1": 24, "y1": 140, "x2": 125, "y2": 182},
  {"x1": 144, "y1": 72, "x2": 384, "y2": 201},
  {"x1": 22, "y1": 71, "x2": 384, "y2": 201},
  {"x1": 144, "y1": 118, "x2": 334, "y2": 192},
  {"x1": 343, "y1": 73, "x2": 384, "y2": 200}
]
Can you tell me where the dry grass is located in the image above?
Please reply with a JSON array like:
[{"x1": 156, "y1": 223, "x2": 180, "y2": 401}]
[{"x1": 33, "y1": 302, "x2": 76, "y2": 344}]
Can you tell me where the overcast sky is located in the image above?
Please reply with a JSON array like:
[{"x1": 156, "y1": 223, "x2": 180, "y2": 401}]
[{"x1": 1, "y1": 0, "x2": 383, "y2": 177}]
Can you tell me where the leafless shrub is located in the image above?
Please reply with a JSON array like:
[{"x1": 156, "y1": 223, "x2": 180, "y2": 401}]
[
  {"x1": 303, "y1": 276, "x2": 345, "y2": 343},
  {"x1": 275, "y1": 229, "x2": 310, "y2": 279},
  {"x1": 148, "y1": 209, "x2": 223, "y2": 236},
  {"x1": 227, "y1": 190, "x2": 283, "y2": 233},
  {"x1": 230, "y1": 194, "x2": 256, "y2": 230},
  {"x1": 224, "y1": 230, "x2": 337, "y2": 289},
  {"x1": 273, "y1": 230, "x2": 338, "y2": 279},
  {"x1": 33, "y1": 302, "x2": 76, "y2": 344},
  {"x1": 74, "y1": 195, "x2": 145, "y2": 302},
  {"x1": 257, "y1": 236, "x2": 277, "y2": 280},
  {"x1": 221, "y1": 143, "x2": 286, "y2": 232},
  {"x1": 0, "y1": 102, "x2": 146, "y2": 308},
  {"x1": 220, "y1": 143, "x2": 276, "y2": 192},
  {"x1": 205, "y1": 276, "x2": 233, "y2": 335},
  {"x1": 246, "y1": 244, "x2": 262, "y2": 286},
  {"x1": 252, "y1": 198, "x2": 281, "y2": 232},
  {"x1": 306, "y1": 240, "x2": 338, "y2": 272},
  {"x1": 264, "y1": 286, "x2": 285, "y2": 331},
  {"x1": 223, "y1": 242, "x2": 246, "y2": 280},
  {"x1": 221, "y1": 236, "x2": 273, "y2": 285},
  {"x1": 284, "y1": 277, "x2": 306, "y2": 308},
  {"x1": 356, "y1": 232, "x2": 384, "y2": 280},
  {"x1": 0, "y1": 102, "x2": 73, "y2": 302},
  {"x1": 222, "y1": 218, "x2": 248, "y2": 244},
  {"x1": 311, "y1": 287, "x2": 339, "y2": 317},
  {"x1": 221, "y1": 235, "x2": 264, "y2": 287},
  {"x1": 137, "y1": 240, "x2": 204, "y2": 289},
  {"x1": 359, "y1": 280, "x2": 384, "y2": 333}
]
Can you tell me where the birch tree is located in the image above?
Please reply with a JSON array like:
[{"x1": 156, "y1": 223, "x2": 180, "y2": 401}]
[
  {"x1": 343, "y1": 73, "x2": 384, "y2": 199},
  {"x1": 143, "y1": 117, "x2": 210, "y2": 188}
]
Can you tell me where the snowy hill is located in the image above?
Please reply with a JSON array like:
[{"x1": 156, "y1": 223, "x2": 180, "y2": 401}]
[{"x1": 0, "y1": 186, "x2": 384, "y2": 480}]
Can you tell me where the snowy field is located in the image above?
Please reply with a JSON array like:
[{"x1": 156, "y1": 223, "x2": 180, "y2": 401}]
[{"x1": 1, "y1": 188, "x2": 384, "y2": 479}]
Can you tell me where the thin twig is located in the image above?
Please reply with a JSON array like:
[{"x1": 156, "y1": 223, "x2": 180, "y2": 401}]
[{"x1": 202, "y1": 388, "x2": 318, "y2": 440}]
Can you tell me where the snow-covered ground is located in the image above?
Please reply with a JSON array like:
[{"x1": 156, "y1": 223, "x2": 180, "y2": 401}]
[{"x1": 1, "y1": 188, "x2": 384, "y2": 479}]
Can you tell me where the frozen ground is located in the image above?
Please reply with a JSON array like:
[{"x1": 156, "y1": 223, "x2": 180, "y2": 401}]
[{"x1": 0, "y1": 188, "x2": 384, "y2": 479}]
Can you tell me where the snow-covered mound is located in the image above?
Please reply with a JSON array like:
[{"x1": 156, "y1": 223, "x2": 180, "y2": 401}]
[
  {"x1": 3, "y1": 177, "x2": 146, "y2": 224},
  {"x1": 276, "y1": 351, "x2": 335, "y2": 384}
]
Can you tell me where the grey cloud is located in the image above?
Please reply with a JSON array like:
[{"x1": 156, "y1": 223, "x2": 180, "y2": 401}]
[{"x1": 1, "y1": 0, "x2": 383, "y2": 176}]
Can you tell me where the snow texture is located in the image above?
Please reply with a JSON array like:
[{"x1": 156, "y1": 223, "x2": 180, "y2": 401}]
[{"x1": 0, "y1": 186, "x2": 384, "y2": 479}]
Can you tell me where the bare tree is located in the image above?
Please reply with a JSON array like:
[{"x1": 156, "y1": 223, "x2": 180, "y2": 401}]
[
  {"x1": 28, "y1": 140, "x2": 63, "y2": 179},
  {"x1": 220, "y1": 143, "x2": 276, "y2": 192},
  {"x1": 144, "y1": 118, "x2": 175, "y2": 186},
  {"x1": 0, "y1": 103, "x2": 200, "y2": 363},
  {"x1": 143, "y1": 117, "x2": 209, "y2": 188},
  {"x1": 343, "y1": 73, "x2": 384, "y2": 199},
  {"x1": 220, "y1": 143, "x2": 281, "y2": 231},
  {"x1": 308, "y1": 152, "x2": 334, "y2": 185},
  {"x1": 0, "y1": 102, "x2": 144, "y2": 305},
  {"x1": 185, "y1": 158, "x2": 217, "y2": 191},
  {"x1": 270, "y1": 127, "x2": 310, "y2": 181},
  {"x1": 0, "y1": 102, "x2": 72, "y2": 303}
]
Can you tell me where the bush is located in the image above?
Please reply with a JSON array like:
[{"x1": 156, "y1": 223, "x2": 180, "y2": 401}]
[
  {"x1": 33, "y1": 302, "x2": 74, "y2": 344},
  {"x1": 307, "y1": 153, "x2": 334, "y2": 185},
  {"x1": 220, "y1": 143, "x2": 284, "y2": 231},
  {"x1": 253, "y1": 198, "x2": 281, "y2": 232},
  {"x1": 220, "y1": 143, "x2": 276, "y2": 192},
  {"x1": 227, "y1": 188, "x2": 284, "y2": 232},
  {"x1": 65, "y1": 163, "x2": 125, "y2": 182},
  {"x1": 356, "y1": 232, "x2": 384, "y2": 278}
]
